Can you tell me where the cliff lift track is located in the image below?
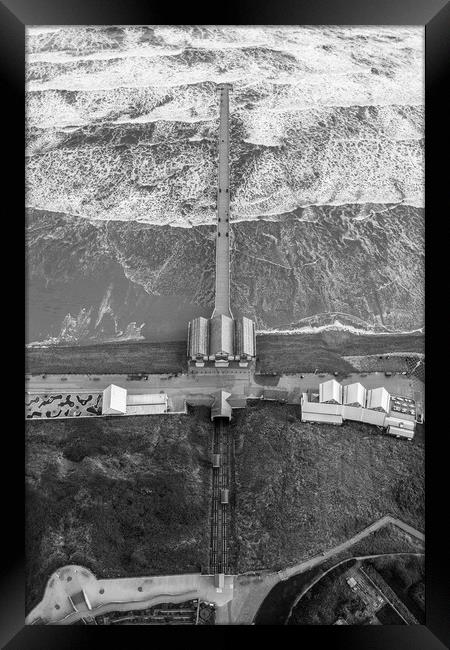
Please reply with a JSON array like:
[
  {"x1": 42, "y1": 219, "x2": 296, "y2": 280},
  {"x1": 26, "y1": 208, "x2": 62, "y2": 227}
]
[{"x1": 209, "y1": 418, "x2": 232, "y2": 575}]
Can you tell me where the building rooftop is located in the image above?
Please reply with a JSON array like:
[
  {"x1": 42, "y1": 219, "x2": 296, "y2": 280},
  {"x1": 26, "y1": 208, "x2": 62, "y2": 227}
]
[
  {"x1": 319, "y1": 379, "x2": 342, "y2": 404},
  {"x1": 211, "y1": 390, "x2": 232, "y2": 420},
  {"x1": 343, "y1": 382, "x2": 366, "y2": 407},
  {"x1": 366, "y1": 386, "x2": 391, "y2": 413},
  {"x1": 389, "y1": 395, "x2": 416, "y2": 419},
  {"x1": 126, "y1": 403, "x2": 167, "y2": 416}
]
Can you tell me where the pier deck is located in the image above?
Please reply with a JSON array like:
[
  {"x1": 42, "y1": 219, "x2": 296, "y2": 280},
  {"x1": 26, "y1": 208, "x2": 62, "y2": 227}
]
[{"x1": 212, "y1": 84, "x2": 233, "y2": 320}]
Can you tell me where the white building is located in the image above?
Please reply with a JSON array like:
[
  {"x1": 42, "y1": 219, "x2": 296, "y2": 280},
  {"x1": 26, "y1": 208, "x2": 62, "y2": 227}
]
[
  {"x1": 301, "y1": 392, "x2": 343, "y2": 425},
  {"x1": 343, "y1": 382, "x2": 366, "y2": 408},
  {"x1": 102, "y1": 384, "x2": 127, "y2": 415},
  {"x1": 102, "y1": 386, "x2": 168, "y2": 416},
  {"x1": 384, "y1": 415, "x2": 415, "y2": 440},
  {"x1": 126, "y1": 392, "x2": 168, "y2": 415},
  {"x1": 386, "y1": 424, "x2": 415, "y2": 440},
  {"x1": 366, "y1": 387, "x2": 391, "y2": 413},
  {"x1": 384, "y1": 395, "x2": 416, "y2": 439},
  {"x1": 211, "y1": 390, "x2": 233, "y2": 421},
  {"x1": 319, "y1": 379, "x2": 343, "y2": 404},
  {"x1": 302, "y1": 381, "x2": 415, "y2": 439}
]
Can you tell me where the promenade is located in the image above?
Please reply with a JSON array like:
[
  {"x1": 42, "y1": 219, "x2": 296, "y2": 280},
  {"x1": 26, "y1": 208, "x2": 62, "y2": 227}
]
[
  {"x1": 26, "y1": 566, "x2": 234, "y2": 625},
  {"x1": 25, "y1": 371, "x2": 424, "y2": 413}
]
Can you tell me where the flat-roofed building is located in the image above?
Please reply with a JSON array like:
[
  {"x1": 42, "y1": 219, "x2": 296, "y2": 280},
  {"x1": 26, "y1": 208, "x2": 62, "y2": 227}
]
[
  {"x1": 389, "y1": 395, "x2": 416, "y2": 420},
  {"x1": 227, "y1": 396, "x2": 247, "y2": 409},
  {"x1": 343, "y1": 382, "x2": 366, "y2": 407},
  {"x1": 125, "y1": 393, "x2": 168, "y2": 415},
  {"x1": 341, "y1": 404, "x2": 364, "y2": 421},
  {"x1": 361, "y1": 408, "x2": 386, "y2": 426},
  {"x1": 387, "y1": 424, "x2": 415, "y2": 440},
  {"x1": 127, "y1": 393, "x2": 168, "y2": 406},
  {"x1": 126, "y1": 403, "x2": 167, "y2": 415},
  {"x1": 366, "y1": 387, "x2": 391, "y2": 413},
  {"x1": 301, "y1": 411, "x2": 343, "y2": 425},
  {"x1": 319, "y1": 379, "x2": 343, "y2": 404},
  {"x1": 384, "y1": 406, "x2": 415, "y2": 438},
  {"x1": 102, "y1": 384, "x2": 127, "y2": 415},
  {"x1": 301, "y1": 392, "x2": 343, "y2": 425},
  {"x1": 385, "y1": 416, "x2": 415, "y2": 431},
  {"x1": 342, "y1": 403, "x2": 386, "y2": 426},
  {"x1": 263, "y1": 389, "x2": 289, "y2": 402},
  {"x1": 103, "y1": 389, "x2": 169, "y2": 416}
]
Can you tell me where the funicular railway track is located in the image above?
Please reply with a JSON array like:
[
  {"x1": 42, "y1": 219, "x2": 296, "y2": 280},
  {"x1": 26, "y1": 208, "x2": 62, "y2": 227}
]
[{"x1": 209, "y1": 418, "x2": 232, "y2": 575}]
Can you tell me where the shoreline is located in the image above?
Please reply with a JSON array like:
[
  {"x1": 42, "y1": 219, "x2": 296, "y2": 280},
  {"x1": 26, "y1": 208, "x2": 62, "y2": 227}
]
[{"x1": 25, "y1": 331, "x2": 424, "y2": 376}]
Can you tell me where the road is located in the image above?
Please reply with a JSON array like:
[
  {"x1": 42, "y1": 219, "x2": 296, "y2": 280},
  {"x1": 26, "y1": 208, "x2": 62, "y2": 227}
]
[
  {"x1": 284, "y1": 551, "x2": 424, "y2": 624},
  {"x1": 277, "y1": 515, "x2": 424, "y2": 581},
  {"x1": 216, "y1": 515, "x2": 424, "y2": 625},
  {"x1": 25, "y1": 370, "x2": 422, "y2": 405}
]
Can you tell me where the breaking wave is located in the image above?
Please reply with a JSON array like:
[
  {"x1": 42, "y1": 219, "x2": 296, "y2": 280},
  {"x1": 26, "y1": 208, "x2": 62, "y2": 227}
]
[
  {"x1": 25, "y1": 26, "x2": 425, "y2": 342},
  {"x1": 257, "y1": 321, "x2": 425, "y2": 336},
  {"x1": 25, "y1": 25, "x2": 424, "y2": 227}
]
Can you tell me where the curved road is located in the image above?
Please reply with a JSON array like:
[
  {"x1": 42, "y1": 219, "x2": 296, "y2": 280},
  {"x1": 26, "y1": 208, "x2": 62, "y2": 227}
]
[
  {"x1": 217, "y1": 515, "x2": 424, "y2": 624},
  {"x1": 284, "y1": 551, "x2": 425, "y2": 624},
  {"x1": 277, "y1": 515, "x2": 424, "y2": 582}
]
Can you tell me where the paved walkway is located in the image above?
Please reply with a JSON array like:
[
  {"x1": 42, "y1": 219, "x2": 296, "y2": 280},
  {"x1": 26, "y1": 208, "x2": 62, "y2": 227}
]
[
  {"x1": 216, "y1": 572, "x2": 279, "y2": 625},
  {"x1": 26, "y1": 516, "x2": 423, "y2": 626},
  {"x1": 26, "y1": 566, "x2": 234, "y2": 625},
  {"x1": 25, "y1": 371, "x2": 422, "y2": 409}
]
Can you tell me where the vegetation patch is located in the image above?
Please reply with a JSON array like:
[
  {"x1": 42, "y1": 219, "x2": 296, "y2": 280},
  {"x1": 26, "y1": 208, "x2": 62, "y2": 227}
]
[
  {"x1": 367, "y1": 555, "x2": 425, "y2": 622},
  {"x1": 25, "y1": 407, "x2": 212, "y2": 614},
  {"x1": 233, "y1": 401, "x2": 424, "y2": 573}
]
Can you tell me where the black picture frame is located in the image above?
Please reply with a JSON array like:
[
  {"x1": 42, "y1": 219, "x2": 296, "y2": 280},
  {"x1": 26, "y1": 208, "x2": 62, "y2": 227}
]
[{"x1": 3, "y1": 0, "x2": 449, "y2": 646}]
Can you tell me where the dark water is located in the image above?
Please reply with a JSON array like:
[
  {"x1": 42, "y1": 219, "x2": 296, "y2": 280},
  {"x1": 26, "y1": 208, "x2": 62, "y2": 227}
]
[
  {"x1": 25, "y1": 26, "x2": 424, "y2": 346},
  {"x1": 26, "y1": 272, "x2": 211, "y2": 344}
]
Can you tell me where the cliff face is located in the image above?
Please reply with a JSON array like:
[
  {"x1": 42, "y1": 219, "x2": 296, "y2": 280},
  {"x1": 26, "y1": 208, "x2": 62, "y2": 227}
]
[
  {"x1": 25, "y1": 408, "x2": 212, "y2": 614},
  {"x1": 233, "y1": 402, "x2": 424, "y2": 573}
]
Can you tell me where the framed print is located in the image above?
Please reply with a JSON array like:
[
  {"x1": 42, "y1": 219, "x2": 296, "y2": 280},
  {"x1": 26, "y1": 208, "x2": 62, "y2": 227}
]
[{"x1": 1, "y1": 0, "x2": 448, "y2": 647}]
